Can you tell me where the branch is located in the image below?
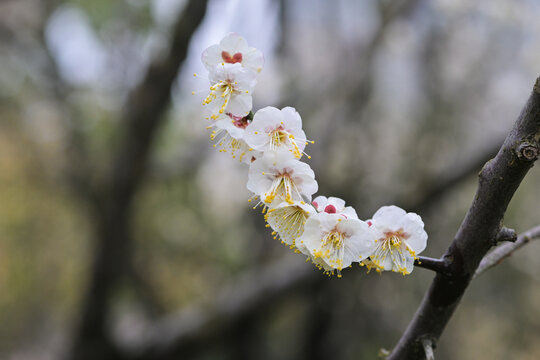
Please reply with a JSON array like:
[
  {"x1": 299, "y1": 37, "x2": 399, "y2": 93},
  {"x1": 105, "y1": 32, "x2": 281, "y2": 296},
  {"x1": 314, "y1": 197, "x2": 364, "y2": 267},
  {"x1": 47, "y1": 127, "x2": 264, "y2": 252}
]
[
  {"x1": 121, "y1": 257, "x2": 316, "y2": 360},
  {"x1": 475, "y1": 225, "x2": 540, "y2": 277},
  {"x1": 414, "y1": 257, "x2": 451, "y2": 276},
  {"x1": 70, "y1": 2, "x2": 209, "y2": 359},
  {"x1": 118, "y1": 132, "x2": 499, "y2": 357},
  {"x1": 388, "y1": 77, "x2": 540, "y2": 360}
]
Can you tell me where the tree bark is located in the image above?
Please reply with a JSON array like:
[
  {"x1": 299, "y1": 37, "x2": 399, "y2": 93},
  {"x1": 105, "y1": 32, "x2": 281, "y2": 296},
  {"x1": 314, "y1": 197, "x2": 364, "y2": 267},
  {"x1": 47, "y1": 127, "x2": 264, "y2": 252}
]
[{"x1": 388, "y1": 77, "x2": 540, "y2": 360}]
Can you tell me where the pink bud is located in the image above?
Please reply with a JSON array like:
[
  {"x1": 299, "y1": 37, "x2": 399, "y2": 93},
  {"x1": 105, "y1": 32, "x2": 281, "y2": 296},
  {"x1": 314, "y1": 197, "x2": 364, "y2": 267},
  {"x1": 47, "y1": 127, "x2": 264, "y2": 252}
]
[{"x1": 324, "y1": 205, "x2": 337, "y2": 213}]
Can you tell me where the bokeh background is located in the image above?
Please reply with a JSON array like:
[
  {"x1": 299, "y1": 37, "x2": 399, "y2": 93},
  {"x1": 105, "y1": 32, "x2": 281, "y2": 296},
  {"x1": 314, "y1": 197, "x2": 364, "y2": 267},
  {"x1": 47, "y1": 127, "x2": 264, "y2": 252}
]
[{"x1": 1, "y1": 0, "x2": 540, "y2": 359}]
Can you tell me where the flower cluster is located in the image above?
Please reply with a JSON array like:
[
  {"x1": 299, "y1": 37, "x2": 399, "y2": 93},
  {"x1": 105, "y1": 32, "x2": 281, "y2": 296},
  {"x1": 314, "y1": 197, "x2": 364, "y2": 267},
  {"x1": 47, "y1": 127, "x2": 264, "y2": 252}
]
[{"x1": 196, "y1": 33, "x2": 428, "y2": 277}]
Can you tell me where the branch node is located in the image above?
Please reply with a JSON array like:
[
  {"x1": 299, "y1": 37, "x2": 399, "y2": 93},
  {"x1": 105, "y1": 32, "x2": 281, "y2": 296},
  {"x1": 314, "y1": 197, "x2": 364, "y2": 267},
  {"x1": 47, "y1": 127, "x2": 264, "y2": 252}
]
[
  {"x1": 516, "y1": 142, "x2": 539, "y2": 162},
  {"x1": 495, "y1": 227, "x2": 517, "y2": 244}
]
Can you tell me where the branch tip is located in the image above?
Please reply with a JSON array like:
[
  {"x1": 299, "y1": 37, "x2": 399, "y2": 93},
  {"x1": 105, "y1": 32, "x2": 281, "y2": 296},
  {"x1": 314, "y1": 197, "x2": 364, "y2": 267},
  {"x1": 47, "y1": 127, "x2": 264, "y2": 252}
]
[{"x1": 414, "y1": 256, "x2": 451, "y2": 275}]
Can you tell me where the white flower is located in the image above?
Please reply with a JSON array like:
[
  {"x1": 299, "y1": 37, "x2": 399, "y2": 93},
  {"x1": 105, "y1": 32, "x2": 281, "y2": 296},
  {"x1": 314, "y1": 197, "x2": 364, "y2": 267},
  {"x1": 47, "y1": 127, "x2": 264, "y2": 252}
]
[
  {"x1": 312, "y1": 195, "x2": 358, "y2": 219},
  {"x1": 296, "y1": 213, "x2": 375, "y2": 277},
  {"x1": 203, "y1": 63, "x2": 256, "y2": 118},
  {"x1": 208, "y1": 112, "x2": 261, "y2": 164},
  {"x1": 246, "y1": 154, "x2": 318, "y2": 206},
  {"x1": 368, "y1": 205, "x2": 428, "y2": 275},
  {"x1": 202, "y1": 33, "x2": 264, "y2": 74},
  {"x1": 244, "y1": 106, "x2": 308, "y2": 160},
  {"x1": 265, "y1": 201, "x2": 316, "y2": 247}
]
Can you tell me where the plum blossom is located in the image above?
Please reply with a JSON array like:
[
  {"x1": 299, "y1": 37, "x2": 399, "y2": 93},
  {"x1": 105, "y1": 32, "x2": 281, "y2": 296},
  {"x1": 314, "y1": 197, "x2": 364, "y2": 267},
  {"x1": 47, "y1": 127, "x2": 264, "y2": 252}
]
[
  {"x1": 208, "y1": 112, "x2": 261, "y2": 163},
  {"x1": 247, "y1": 154, "x2": 318, "y2": 206},
  {"x1": 265, "y1": 201, "x2": 316, "y2": 247},
  {"x1": 296, "y1": 213, "x2": 375, "y2": 277},
  {"x1": 202, "y1": 33, "x2": 264, "y2": 74},
  {"x1": 203, "y1": 63, "x2": 256, "y2": 118},
  {"x1": 244, "y1": 106, "x2": 308, "y2": 160},
  {"x1": 367, "y1": 205, "x2": 428, "y2": 275},
  {"x1": 312, "y1": 195, "x2": 358, "y2": 219}
]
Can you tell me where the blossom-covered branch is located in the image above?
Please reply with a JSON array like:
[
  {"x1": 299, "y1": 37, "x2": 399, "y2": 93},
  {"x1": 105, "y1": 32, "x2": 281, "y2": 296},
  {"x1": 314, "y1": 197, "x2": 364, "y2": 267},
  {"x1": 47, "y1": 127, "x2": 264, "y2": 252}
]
[
  {"x1": 475, "y1": 224, "x2": 540, "y2": 277},
  {"x1": 388, "y1": 77, "x2": 540, "y2": 360},
  {"x1": 197, "y1": 33, "x2": 429, "y2": 278}
]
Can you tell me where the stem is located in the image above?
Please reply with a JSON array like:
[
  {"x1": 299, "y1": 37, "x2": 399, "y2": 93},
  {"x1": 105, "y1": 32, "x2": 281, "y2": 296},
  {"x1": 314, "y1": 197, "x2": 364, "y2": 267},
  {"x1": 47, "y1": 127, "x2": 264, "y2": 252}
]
[
  {"x1": 414, "y1": 257, "x2": 451, "y2": 275},
  {"x1": 475, "y1": 224, "x2": 540, "y2": 277}
]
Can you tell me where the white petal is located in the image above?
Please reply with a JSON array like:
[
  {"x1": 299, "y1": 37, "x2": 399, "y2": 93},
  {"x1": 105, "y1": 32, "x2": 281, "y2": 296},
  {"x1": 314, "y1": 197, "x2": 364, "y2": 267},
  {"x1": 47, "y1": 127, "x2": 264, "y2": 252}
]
[
  {"x1": 201, "y1": 44, "x2": 222, "y2": 71},
  {"x1": 243, "y1": 47, "x2": 264, "y2": 72},
  {"x1": 297, "y1": 216, "x2": 324, "y2": 254},
  {"x1": 341, "y1": 220, "x2": 376, "y2": 264},
  {"x1": 227, "y1": 93, "x2": 252, "y2": 116},
  {"x1": 341, "y1": 206, "x2": 359, "y2": 220},
  {"x1": 312, "y1": 212, "x2": 340, "y2": 233},
  {"x1": 280, "y1": 106, "x2": 303, "y2": 132},
  {"x1": 372, "y1": 205, "x2": 407, "y2": 228},
  {"x1": 312, "y1": 196, "x2": 328, "y2": 212},
  {"x1": 244, "y1": 106, "x2": 282, "y2": 150},
  {"x1": 377, "y1": 251, "x2": 395, "y2": 271},
  {"x1": 400, "y1": 213, "x2": 428, "y2": 254},
  {"x1": 246, "y1": 158, "x2": 272, "y2": 195},
  {"x1": 220, "y1": 33, "x2": 249, "y2": 54},
  {"x1": 404, "y1": 256, "x2": 415, "y2": 274},
  {"x1": 327, "y1": 197, "x2": 346, "y2": 211}
]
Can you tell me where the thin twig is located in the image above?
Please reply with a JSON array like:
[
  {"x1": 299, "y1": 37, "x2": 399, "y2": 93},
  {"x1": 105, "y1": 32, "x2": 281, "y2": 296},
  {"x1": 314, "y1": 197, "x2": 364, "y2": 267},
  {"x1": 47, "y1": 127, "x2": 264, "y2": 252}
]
[
  {"x1": 414, "y1": 256, "x2": 451, "y2": 276},
  {"x1": 475, "y1": 224, "x2": 540, "y2": 277},
  {"x1": 494, "y1": 226, "x2": 517, "y2": 244}
]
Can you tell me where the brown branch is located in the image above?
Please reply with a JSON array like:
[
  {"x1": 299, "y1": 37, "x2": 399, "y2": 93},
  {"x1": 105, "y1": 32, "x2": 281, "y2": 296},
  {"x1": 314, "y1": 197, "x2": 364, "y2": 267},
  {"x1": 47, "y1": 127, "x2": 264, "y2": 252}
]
[
  {"x1": 122, "y1": 257, "x2": 316, "y2": 360},
  {"x1": 414, "y1": 257, "x2": 451, "y2": 276},
  {"x1": 475, "y1": 224, "x2": 540, "y2": 277},
  {"x1": 69, "y1": 2, "x2": 209, "y2": 360},
  {"x1": 387, "y1": 77, "x2": 540, "y2": 360}
]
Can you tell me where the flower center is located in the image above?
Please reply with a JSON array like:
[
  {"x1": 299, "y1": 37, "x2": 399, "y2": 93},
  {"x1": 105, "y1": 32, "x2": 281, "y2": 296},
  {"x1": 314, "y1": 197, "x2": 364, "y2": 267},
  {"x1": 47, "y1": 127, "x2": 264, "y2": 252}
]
[
  {"x1": 265, "y1": 206, "x2": 308, "y2": 247},
  {"x1": 324, "y1": 204, "x2": 337, "y2": 213},
  {"x1": 312, "y1": 229, "x2": 346, "y2": 272},
  {"x1": 264, "y1": 171, "x2": 297, "y2": 204},
  {"x1": 204, "y1": 80, "x2": 236, "y2": 116},
  {"x1": 268, "y1": 126, "x2": 302, "y2": 158},
  {"x1": 380, "y1": 230, "x2": 409, "y2": 250},
  {"x1": 222, "y1": 51, "x2": 243, "y2": 64},
  {"x1": 371, "y1": 229, "x2": 414, "y2": 274},
  {"x1": 227, "y1": 113, "x2": 251, "y2": 128}
]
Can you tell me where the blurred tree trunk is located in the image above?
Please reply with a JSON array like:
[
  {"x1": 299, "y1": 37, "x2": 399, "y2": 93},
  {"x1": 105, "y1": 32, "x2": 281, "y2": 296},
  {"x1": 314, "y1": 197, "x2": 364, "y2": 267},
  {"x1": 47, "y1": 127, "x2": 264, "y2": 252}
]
[{"x1": 68, "y1": 1, "x2": 209, "y2": 359}]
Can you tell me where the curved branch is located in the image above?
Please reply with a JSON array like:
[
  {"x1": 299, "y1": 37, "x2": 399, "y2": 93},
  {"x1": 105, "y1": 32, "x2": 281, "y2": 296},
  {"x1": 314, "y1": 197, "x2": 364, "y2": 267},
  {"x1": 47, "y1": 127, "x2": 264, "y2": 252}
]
[
  {"x1": 122, "y1": 258, "x2": 316, "y2": 360},
  {"x1": 117, "y1": 134, "x2": 501, "y2": 358},
  {"x1": 475, "y1": 224, "x2": 540, "y2": 277},
  {"x1": 388, "y1": 77, "x2": 540, "y2": 360}
]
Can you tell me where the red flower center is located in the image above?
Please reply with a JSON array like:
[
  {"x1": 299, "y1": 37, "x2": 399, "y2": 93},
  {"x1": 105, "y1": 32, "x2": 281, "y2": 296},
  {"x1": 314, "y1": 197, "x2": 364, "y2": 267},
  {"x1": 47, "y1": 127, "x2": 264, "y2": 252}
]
[
  {"x1": 222, "y1": 51, "x2": 243, "y2": 64},
  {"x1": 227, "y1": 113, "x2": 250, "y2": 129},
  {"x1": 324, "y1": 205, "x2": 337, "y2": 214}
]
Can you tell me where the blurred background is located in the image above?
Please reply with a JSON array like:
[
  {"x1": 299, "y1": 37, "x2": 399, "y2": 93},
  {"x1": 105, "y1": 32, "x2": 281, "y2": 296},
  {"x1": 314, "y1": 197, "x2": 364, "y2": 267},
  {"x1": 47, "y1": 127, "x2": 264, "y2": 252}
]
[{"x1": 1, "y1": 0, "x2": 540, "y2": 359}]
